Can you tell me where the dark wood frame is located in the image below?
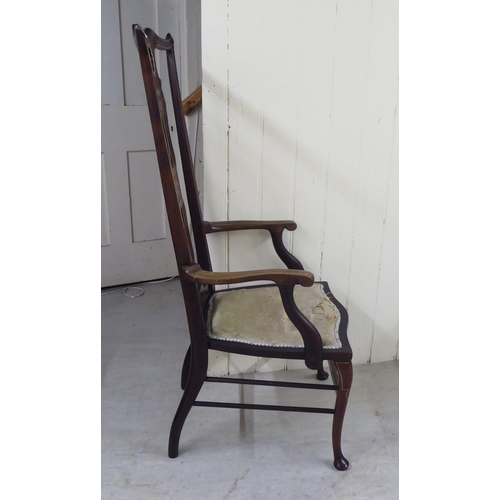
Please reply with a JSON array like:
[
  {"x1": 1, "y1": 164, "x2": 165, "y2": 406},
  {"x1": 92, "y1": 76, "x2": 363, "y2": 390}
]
[{"x1": 132, "y1": 24, "x2": 353, "y2": 471}]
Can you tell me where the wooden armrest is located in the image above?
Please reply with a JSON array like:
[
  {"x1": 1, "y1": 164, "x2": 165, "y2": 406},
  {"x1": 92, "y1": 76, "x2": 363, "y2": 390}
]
[
  {"x1": 181, "y1": 264, "x2": 313, "y2": 287},
  {"x1": 202, "y1": 220, "x2": 297, "y2": 234}
]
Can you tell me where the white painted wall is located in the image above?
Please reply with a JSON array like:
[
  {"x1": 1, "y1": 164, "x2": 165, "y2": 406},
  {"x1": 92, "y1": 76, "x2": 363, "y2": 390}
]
[{"x1": 201, "y1": 0, "x2": 398, "y2": 372}]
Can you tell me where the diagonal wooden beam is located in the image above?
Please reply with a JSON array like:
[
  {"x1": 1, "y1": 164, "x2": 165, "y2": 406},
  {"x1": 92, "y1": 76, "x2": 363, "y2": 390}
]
[{"x1": 182, "y1": 85, "x2": 202, "y2": 115}]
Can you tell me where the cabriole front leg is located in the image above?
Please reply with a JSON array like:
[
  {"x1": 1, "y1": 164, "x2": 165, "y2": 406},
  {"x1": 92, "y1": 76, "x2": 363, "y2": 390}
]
[{"x1": 330, "y1": 360, "x2": 353, "y2": 471}]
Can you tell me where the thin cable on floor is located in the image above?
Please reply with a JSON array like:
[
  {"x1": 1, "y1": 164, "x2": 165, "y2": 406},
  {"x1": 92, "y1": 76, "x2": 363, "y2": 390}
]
[
  {"x1": 121, "y1": 286, "x2": 145, "y2": 299},
  {"x1": 101, "y1": 276, "x2": 178, "y2": 299}
]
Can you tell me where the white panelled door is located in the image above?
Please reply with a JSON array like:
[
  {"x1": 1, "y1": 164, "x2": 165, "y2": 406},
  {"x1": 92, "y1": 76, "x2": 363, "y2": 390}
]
[{"x1": 101, "y1": 0, "x2": 201, "y2": 287}]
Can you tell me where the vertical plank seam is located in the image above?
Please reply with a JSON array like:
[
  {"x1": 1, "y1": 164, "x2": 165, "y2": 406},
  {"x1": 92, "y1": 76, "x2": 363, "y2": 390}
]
[
  {"x1": 345, "y1": 2, "x2": 375, "y2": 363},
  {"x1": 258, "y1": 108, "x2": 264, "y2": 221},
  {"x1": 319, "y1": 4, "x2": 339, "y2": 282},
  {"x1": 366, "y1": 0, "x2": 377, "y2": 364},
  {"x1": 288, "y1": 0, "x2": 300, "y2": 256},
  {"x1": 286, "y1": 6, "x2": 298, "y2": 371},
  {"x1": 225, "y1": 0, "x2": 231, "y2": 375},
  {"x1": 370, "y1": 97, "x2": 399, "y2": 362},
  {"x1": 289, "y1": 97, "x2": 299, "y2": 255},
  {"x1": 258, "y1": 5, "x2": 266, "y2": 224},
  {"x1": 225, "y1": 0, "x2": 230, "y2": 274},
  {"x1": 257, "y1": 5, "x2": 266, "y2": 372}
]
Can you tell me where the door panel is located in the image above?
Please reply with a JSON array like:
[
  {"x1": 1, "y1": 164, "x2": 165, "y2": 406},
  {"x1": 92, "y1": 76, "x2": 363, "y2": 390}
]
[
  {"x1": 101, "y1": 0, "x2": 183, "y2": 287},
  {"x1": 128, "y1": 150, "x2": 168, "y2": 243}
]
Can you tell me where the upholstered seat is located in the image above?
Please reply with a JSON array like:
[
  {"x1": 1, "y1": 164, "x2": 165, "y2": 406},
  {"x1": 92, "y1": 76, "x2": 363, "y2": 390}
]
[{"x1": 208, "y1": 284, "x2": 342, "y2": 349}]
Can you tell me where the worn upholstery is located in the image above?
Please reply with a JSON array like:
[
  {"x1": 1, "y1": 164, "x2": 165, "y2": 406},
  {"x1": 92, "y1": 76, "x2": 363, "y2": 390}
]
[{"x1": 207, "y1": 283, "x2": 342, "y2": 349}]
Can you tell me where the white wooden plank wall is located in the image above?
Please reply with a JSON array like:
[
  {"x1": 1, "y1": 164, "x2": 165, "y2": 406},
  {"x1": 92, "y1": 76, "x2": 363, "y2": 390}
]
[{"x1": 202, "y1": 0, "x2": 398, "y2": 373}]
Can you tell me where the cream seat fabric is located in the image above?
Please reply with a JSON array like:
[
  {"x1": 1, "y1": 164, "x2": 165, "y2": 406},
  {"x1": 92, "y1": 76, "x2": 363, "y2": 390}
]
[{"x1": 207, "y1": 283, "x2": 342, "y2": 349}]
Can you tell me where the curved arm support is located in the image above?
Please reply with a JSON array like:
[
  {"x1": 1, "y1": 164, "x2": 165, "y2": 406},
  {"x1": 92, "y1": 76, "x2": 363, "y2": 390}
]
[
  {"x1": 202, "y1": 220, "x2": 304, "y2": 269},
  {"x1": 277, "y1": 284, "x2": 324, "y2": 371},
  {"x1": 270, "y1": 231, "x2": 304, "y2": 270},
  {"x1": 180, "y1": 264, "x2": 314, "y2": 288}
]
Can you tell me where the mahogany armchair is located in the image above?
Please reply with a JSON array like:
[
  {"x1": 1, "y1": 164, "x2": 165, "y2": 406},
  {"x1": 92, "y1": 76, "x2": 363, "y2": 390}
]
[{"x1": 132, "y1": 24, "x2": 353, "y2": 471}]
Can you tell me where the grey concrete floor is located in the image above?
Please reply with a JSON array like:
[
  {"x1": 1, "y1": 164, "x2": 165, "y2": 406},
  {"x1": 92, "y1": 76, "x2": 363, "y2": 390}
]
[{"x1": 102, "y1": 279, "x2": 398, "y2": 499}]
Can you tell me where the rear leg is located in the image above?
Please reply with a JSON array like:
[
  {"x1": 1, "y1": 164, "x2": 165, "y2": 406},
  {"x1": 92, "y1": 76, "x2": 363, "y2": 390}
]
[{"x1": 329, "y1": 360, "x2": 353, "y2": 470}]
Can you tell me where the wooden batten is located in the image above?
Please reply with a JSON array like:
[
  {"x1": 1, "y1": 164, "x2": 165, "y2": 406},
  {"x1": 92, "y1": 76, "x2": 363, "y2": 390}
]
[{"x1": 182, "y1": 86, "x2": 202, "y2": 115}]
